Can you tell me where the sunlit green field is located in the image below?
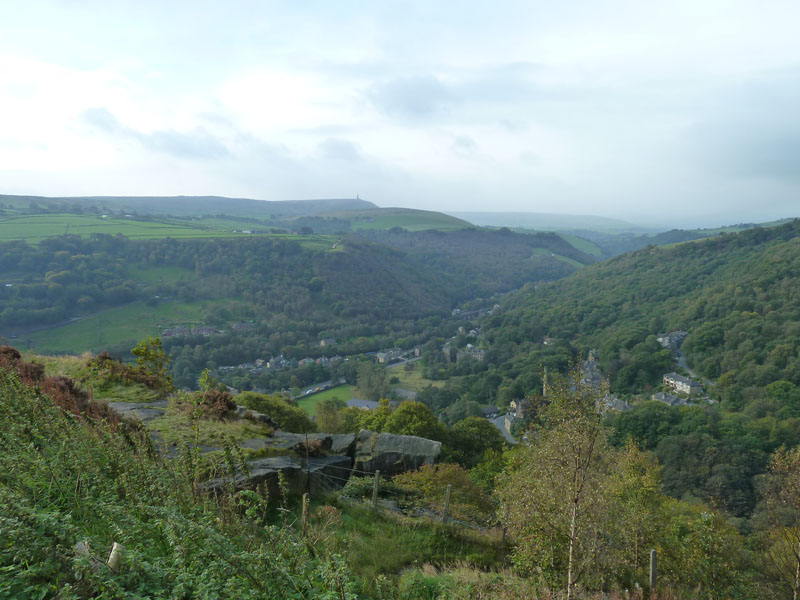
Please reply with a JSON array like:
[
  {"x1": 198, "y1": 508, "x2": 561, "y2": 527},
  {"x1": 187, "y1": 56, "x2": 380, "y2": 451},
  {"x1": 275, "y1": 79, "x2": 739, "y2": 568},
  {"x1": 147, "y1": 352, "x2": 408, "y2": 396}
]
[
  {"x1": 0, "y1": 213, "x2": 248, "y2": 244},
  {"x1": 0, "y1": 213, "x2": 342, "y2": 250},
  {"x1": 297, "y1": 384, "x2": 357, "y2": 416},
  {"x1": 21, "y1": 300, "x2": 213, "y2": 355},
  {"x1": 387, "y1": 361, "x2": 444, "y2": 391}
]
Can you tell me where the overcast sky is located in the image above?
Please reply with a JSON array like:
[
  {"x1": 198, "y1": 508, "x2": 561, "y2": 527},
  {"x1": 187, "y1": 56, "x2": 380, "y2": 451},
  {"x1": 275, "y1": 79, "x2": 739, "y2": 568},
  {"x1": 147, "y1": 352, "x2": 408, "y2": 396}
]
[{"x1": 1, "y1": 1, "x2": 800, "y2": 227}]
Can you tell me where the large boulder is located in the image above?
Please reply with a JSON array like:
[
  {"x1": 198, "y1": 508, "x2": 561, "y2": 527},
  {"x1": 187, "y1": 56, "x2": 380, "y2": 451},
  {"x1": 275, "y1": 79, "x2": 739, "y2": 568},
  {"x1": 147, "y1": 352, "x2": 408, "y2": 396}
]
[
  {"x1": 354, "y1": 430, "x2": 442, "y2": 476},
  {"x1": 200, "y1": 455, "x2": 303, "y2": 496},
  {"x1": 329, "y1": 433, "x2": 357, "y2": 456},
  {"x1": 307, "y1": 455, "x2": 354, "y2": 496},
  {"x1": 200, "y1": 455, "x2": 354, "y2": 497}
]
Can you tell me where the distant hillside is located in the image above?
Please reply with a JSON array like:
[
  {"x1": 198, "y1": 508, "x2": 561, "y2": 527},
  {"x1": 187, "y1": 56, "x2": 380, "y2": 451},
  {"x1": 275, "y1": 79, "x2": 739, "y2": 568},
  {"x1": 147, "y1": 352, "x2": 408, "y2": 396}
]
[
  {"x1": 0, "y1": 194, "x2": 376, "y2": 218},
  {"x1": 446, "y1": 220, "x2": 800, "y2": 519},
  {"x1": 567, "y1": 220, "x2": 797, "y2": 257},
  {"x1": 357, "y1": 227, "x2": 596, "y2": 279},
  {"x1": 485, "y1": 220, "x2": 800, "y2": 397},
  {"x1": 448, "y1": 211, "x2": 648, "y2": 233},
  {"x1": 448, "y1": 210, "x2": 799, "y2": 258},
  {"x1": 323, "y1": 207, "x2": 473, "y2": 232},
  {"x1": 1, "y1": 227, "x2": 586, "y2": 382},
  {"x1": 0, "y1": 196, "x2": 475, "y2": 243}
]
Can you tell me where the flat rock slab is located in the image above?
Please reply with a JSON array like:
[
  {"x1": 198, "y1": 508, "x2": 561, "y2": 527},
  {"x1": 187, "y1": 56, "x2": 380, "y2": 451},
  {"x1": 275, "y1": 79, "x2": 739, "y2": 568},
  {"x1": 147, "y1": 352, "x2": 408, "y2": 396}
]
[
  {"x1": 329, "y1": 433, "x2": 356, "y2": 456},
  {"x1": 354, "y1": 430, "x2": 441, "y2": 477},
  {"x1": 240, "y1": 432, "x2": 356, "y2": 457},
  {"x1": 239, "y1": 437, "x2": 273, "y2": 451},
  {"x1": 108, "y1": 401, "x2": 167, "y2": 424},
  {"x1": 201, "y1": 454, "x2": 354, "y2": 497}
]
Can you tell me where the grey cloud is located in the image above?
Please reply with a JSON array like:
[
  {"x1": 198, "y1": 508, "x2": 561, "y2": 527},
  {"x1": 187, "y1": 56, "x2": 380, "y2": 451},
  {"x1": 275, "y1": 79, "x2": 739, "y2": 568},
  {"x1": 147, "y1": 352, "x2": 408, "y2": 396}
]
[
  {"x1": 82, "y1": 107, "x2": 125, "y2": 133},
  {"x1": 81, "y1": 107, "x2": 229, "y2": 159},
  {"x1": 363, "y1": 63, "x2": 559, "y2": 129},
  {"x1": 318, "y1": 138, "x2": 361, "y2": 161},
  {"x1": 367, "y1": 75, "x2": 454, "y2": 117},
  {"x1": 689, "y1": 70, "x2": 800, "y2": 182},
  {"x1": 145, "y1": 129, "x2": 228, "y2": 159},
  {"x1": 451, "y1": 135, "x2": 477, "y2": 157}
]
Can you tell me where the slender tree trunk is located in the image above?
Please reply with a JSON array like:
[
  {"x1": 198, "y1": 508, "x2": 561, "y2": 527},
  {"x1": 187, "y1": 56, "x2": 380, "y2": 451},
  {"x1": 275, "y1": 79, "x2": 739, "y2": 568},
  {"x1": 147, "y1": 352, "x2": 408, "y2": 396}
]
[
  {"x1": 567, "y1": 499, "x2": 578, "y2": 600},
  {"x1": 794, "y1": 538, "x2": 800, "y2": 600}
]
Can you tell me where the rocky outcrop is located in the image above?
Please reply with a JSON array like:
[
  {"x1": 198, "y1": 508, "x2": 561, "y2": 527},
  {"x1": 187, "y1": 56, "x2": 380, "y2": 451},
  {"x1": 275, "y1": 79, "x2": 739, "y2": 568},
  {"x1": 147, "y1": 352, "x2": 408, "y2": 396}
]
[
  {"x1": 201, "y1": 430, "x2": 441, "y2": 496},
  {"x1": 353, "y1": 430, "x2": 442, "y2": 476},
  {"x1": 329, "y1": 433, "x2": 357, "y2": 455},
  {"x1": 239, "y1": 432, "x2": 355, "y2": 456},
  {"x1": 107, "y1": 401, "x2": 167, "y2": 424},
  {"x1": 105, "y1": 397, "x2": 439, "y2": 495},
  {"x1": 200, "y1": 455, "x2": 353, "y2": 497}
]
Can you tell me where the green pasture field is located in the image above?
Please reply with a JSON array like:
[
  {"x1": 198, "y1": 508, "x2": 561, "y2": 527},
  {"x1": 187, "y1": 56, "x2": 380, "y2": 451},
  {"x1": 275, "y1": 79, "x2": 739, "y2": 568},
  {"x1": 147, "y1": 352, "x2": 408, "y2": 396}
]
[
  {"x1": 387, "y1": 361, "x2": 444, "y2": 391},
  {"x1": 551, "y1": 254, "x2": 584, "y2": 268},
  {"x1": 0, "y1": 213, "x2": 342, "y2": 250},
  {"x1": 21, "y1": 300, "x2": 212, "y2": 355},
  {"x1": 559, "y1": 233, "x2": 603, "y2": 257},
  {"x1": 530, "y1": 247, "x2": 583, "y2": 268},
  {"x1": 297, "y1": 384, "x2": 356, "y2": 416},
  {"x1": 191, "y1": 216, "x2": 273, "y2": 230},
  {"x1": 0, "y1": 213, "x2": 249, "y2": 244}
]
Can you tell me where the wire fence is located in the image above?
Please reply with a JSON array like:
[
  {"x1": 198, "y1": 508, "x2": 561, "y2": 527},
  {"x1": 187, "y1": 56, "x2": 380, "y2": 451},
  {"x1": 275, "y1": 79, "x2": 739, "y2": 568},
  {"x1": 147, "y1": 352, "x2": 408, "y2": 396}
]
[{"x1": 304, "y1": 461, "x2": 500, "y2": 532}]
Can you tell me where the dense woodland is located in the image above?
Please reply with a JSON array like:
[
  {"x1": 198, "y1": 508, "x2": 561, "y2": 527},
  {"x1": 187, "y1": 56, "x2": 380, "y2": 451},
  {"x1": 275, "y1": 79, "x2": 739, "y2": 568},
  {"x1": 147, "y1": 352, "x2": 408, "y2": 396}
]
[
  {"x1": 0, "y1": 228, "x2": 590, "y2": 388},
  {"x1": 409, "y1": 220, "x2": 800, "y2": 537}
]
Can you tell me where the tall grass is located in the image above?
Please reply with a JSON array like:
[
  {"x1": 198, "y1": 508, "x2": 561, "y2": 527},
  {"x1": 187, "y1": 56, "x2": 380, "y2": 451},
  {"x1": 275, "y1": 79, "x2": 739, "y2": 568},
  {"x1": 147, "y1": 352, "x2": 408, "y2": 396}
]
[{"x1": 0, "y1": 363, "x2": 359, "y2": 599}]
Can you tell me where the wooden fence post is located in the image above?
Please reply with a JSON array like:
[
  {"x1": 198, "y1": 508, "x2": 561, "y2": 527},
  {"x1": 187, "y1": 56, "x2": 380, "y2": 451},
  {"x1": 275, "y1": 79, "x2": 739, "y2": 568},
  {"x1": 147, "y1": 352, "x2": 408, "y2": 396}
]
[
  {"x1": 649, "y1": 548, "x2": 657, "y2": 590},
  {"x1": 371, "y1": 470, "x2": 380, "y2": 511},
  {"x1": 107, "y1": 542, "x2": 124, "y2": 573},
  {"x1": 442, "y1": 484, "x2": 452, "y2": 524},
  {"x1": 301, "y1": 493, "x2": 310, "y2": 537}
]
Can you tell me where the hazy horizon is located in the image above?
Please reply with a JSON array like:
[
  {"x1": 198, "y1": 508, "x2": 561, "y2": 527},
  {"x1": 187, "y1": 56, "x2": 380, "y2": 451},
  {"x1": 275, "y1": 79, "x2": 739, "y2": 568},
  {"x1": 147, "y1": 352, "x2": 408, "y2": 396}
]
[{"x1": 2, "y1": 1, "x2": 800, "y2": 227}]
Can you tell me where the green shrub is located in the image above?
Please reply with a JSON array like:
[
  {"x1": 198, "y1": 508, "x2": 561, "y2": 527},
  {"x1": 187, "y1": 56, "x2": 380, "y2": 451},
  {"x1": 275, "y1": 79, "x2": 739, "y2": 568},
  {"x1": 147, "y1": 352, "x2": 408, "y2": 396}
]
[{"x1": 237, "y1": 391, "x2": 316, "y2": 433}]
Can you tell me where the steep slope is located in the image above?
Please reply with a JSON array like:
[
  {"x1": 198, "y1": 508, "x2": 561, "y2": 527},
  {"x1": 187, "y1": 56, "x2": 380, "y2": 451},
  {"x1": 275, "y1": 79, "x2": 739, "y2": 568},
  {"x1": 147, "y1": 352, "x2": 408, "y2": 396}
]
[
  {"x1": 485, "y1": 220, "x2": 800, "y2": 398},
  {"x1": 1, "y1": 228, "x2": 586, "y2": 383},
  {"x1": 0, "y1": 351, "x2": 357, "y2": 598}
]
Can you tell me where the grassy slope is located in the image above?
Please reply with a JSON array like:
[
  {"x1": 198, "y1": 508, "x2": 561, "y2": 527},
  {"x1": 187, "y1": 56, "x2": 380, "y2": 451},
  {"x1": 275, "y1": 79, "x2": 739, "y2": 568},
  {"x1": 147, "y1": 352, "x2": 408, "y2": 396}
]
[
  {"x1": 21, "y1": 300, "x2": 212, "y2": 354},
  {"x1": 529, "y1": 247, "x2": 585, "y2": 268},
  {"x1": 0, "y1": 363, "x2": 362, "y2": 598},
  {"x1": 148, "y1": 410, "x2": 274, "y2": 447},
  {"x1": 1, "y1": 352, "x2": 507, "y2": 597},
  {"x1": 0, "y1": 213, "x2": 251, "y2": 244},
  {"x1": 0, "y1": 212, "x2": 341, "y2": 250},
  {"x1": 559, "y1": 233, "x2": 604, "y2": 257},
  {"x1": 323, "y1": 500, "x2": 505, "y2": 593},
  {"x1": 297, "y1": 384, "x2": 357, "y2": 416},
  {"x1": 388, "y1": 363, "x2": 445, "y2": 392}
]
